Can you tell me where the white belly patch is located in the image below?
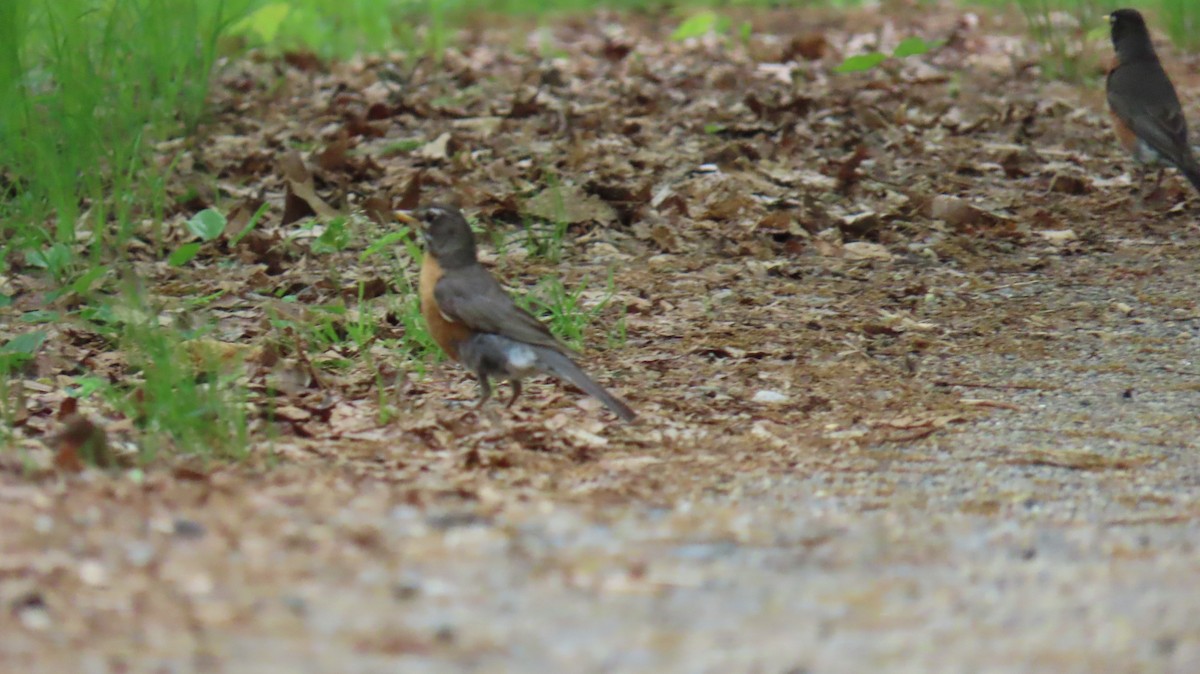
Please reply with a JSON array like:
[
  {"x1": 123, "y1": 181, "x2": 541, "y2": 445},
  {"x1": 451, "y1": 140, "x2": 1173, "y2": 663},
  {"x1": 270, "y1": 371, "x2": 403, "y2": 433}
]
[
  {"x1": 1135, "y1": 139, "x2": 1162, "y2": 165},
  {"x1": 503, "y1": 343, "x2": 539, "y2": 376}
]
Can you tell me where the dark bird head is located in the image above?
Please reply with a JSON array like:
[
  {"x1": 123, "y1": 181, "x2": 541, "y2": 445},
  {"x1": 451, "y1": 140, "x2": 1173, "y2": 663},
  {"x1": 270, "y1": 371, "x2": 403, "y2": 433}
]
[
  {"x1": 1108, "y1": 9, "x2": 1156, "y2": 61},
  {"x1": 395, "y1": 204, "x2": 478, "y2": 268}
]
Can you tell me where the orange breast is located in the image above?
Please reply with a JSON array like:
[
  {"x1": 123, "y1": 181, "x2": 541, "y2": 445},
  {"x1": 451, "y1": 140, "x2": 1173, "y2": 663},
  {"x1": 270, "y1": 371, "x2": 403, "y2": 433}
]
[
  {"x1": 419, "y1": 253, "x2": 471, "y2": 361},
  {"x1": 1110, "y1": 109, "x2": 1141, "y2": 157}
]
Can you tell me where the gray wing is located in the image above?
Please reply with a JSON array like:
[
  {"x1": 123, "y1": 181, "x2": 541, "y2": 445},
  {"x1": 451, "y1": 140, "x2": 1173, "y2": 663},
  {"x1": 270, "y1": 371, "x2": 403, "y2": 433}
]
[
  {"x1": 1108, "y1": 63, "x2": 1191, "y2": 166},
  {"x1": 434, "y1": 265, "x2": 574, "y2": 355}
]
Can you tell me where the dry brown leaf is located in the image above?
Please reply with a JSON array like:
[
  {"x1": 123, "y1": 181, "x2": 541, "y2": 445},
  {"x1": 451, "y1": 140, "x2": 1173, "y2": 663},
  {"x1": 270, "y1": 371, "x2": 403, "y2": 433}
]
[
  {"x1": 317, "y1": 132, "x2": 353, "y2": 172},
  {"x1": 397, "y1": 171, "x2": 423, "y2": 211},
  {"x1": 182, "y1": 338, "x2": 258, "y2": 373},
  {"x1": 835, "y1": 144, "x2": 870, "y2": 194},
  {"x1": 361, "y1": 195, "x2": 393, "y2": 225},
  {"x1": 928, "y1": 195, "x2": 986, "y2": 227},
  {"x1": 51, "y1": 415, "x2": 113, "y2": 470},
  {"x1": 279, "y1": 150, "x2": 339, "y2": 225},
  {"x1": 225, "y1": 197, "x2": 266, "y2": 241},
  {"x1": 649, "y1": 224, "x2": 680, "y2": 252},
  {"x1": 843, "y1": 242, "x2": 892, "y2": 261},
  {"x1": 417, "y1": 132, "x2": 455, "y2": 161},
  {"x1": 784, "y1": 33, "x2": 829, "y2": 61},
  {"x1": 525, "y1": 184, "x2": 617, "y2": 225},
  {"x1": 702, "y1": 194, "x2": 755, "y2": 221}
]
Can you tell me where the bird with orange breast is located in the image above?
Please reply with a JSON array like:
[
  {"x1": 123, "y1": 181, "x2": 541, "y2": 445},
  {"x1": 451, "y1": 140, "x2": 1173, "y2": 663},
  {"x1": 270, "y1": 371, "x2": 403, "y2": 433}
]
[
  {"x1": 1106, "y1": 8, "x2": 1200, "y2": 197},
  {"x1": 396, "y1": 205, "x2": 636, "y2": 422}
]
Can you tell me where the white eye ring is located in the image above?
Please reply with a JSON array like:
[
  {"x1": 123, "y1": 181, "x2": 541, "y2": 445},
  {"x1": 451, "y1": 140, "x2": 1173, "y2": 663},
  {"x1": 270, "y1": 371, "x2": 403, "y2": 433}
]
[{"x1": 425, "y1": 206, "x2": 446, "y2": 219}]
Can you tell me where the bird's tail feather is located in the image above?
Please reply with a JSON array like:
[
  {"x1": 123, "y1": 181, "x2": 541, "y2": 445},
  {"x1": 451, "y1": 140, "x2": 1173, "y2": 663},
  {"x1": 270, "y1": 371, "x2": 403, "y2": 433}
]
[{"x1": 534, "y1": 347, "x2": 636, "y2": 422}]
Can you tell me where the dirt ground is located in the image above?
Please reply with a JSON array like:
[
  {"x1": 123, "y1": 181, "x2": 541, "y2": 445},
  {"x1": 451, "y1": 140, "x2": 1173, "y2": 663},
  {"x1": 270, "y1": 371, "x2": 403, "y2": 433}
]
[{"x1": 3, "y1": 5, "x2": 1200, "y2": 673}]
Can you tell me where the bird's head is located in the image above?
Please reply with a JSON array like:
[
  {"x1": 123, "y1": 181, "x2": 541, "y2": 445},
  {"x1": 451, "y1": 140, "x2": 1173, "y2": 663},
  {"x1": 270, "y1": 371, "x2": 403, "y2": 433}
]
[
  {"x1": 395, "y1": 204, "x2": 478, "y2": 268},
  {"x1": 1108, "y1": 8, "x2": 1151, "y2": 53}
]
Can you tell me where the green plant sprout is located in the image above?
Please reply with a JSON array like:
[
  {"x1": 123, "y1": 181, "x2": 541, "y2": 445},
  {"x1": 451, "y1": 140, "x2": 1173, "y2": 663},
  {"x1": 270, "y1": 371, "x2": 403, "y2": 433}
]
[{"x1": 834, "y1": 36, "x2": 937, "y2": 74}]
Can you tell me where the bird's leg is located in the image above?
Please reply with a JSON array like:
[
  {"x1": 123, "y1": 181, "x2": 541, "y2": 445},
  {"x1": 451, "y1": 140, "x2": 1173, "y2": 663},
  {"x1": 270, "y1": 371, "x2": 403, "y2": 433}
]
[
  {"x1": 506, "y1": 379, "x2": 523, "y2": 409},
  {"x1": 474, "y1": 374, "x2": 493, "y2": 409},
  {"x1": 1134, "y1": 164, "x2": 1149, "y2": 205},
  {"x1": 1136, "y1": 166, "x2": 1166, "y2": 206}
]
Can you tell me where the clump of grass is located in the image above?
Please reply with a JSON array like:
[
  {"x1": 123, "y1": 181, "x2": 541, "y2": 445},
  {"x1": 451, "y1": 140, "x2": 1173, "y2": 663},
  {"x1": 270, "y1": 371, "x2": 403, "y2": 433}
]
[
  {"x1": 0, "y1": 0, "x2": 248, "y2": 276},
  {"x1": 49, "y1": 294, "x2": 252, "y2": 464},
  {"x1": 0, "y1": 329, "x2": 45, "y2": 451},
  {"x1": 1006, "y1": 0, "x2": 1104, "y2": 82},
  {"x1": 1003, "y1": 0, "x2": 1199, "y2": 80},
  {"x1": 522, "y1": 172, "x2": 575, "y2": 263},
  {"x1": 522, "y1": 216, "x2": 571, "y2": 263},
  {"x1": 519, "y1": 271, "x2": 624, "y2": 351},
  {"x1": 389, "y1": 287, "x2": 438, "y2": 361},
  {"x1": 115, "y1": 308, "x2": 251, "y2": 463}
]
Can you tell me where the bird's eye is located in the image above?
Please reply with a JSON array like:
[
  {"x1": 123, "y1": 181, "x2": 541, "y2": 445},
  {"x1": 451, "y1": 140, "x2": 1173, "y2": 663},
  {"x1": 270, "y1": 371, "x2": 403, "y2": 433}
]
[{"x1": 425, "y1": 206, "x2": 445, "y2": 219}]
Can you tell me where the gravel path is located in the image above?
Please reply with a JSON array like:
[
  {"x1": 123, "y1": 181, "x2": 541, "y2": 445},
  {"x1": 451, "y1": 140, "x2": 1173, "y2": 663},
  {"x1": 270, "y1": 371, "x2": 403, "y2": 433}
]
[{"x1": 5, "y1": 235, "x2": 1200, "y2": 674}]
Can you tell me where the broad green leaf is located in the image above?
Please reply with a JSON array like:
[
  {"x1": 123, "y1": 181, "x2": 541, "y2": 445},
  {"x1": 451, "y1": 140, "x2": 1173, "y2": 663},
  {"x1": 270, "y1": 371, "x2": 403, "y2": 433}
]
[
  {"x1": 23, "y1": 250, "x2": 45, "y2": 269},
  {"x1": 187, "y1": 209, "x2": 227, "y2": 242},
  {"x1": 361, "y1": 229, "x2": 412, "y2": 261},
  {"x1": 67, "y1": 376, "x2": 107, "y2": 399},
  {"x1": 169, "y1": 242, "x2": 203, "y2": 267},
  {"x1": 313, "y1": 217, "x2": 350, "y2": 254},
  {"x1": 672, "y1": 11, "x2": 719, "y2": 41},
  {"x1": 25, "y1": 243, "x2": 72, "y2": 273},
  {"x1": 70, "y1": 265, "x2": 109, "y2": 295},
  {"x1": 383, "y1": 139, "x2": 424, "y2": 153},
  {"x1": 20, "y1": 310, "x2": 58, "y2": 323},
  {"x1": 834, "y1": 52, "x2": 888, "y2": 73},
  {"x1": 184, "y1": 291, "x2": 227, "y2": 309},
  {"x1": 893, "y1": 36, "x2": 933, "y2": 58},
  {"x1": 79, "y1": 304, "x2": 118, "y2": 328},
  {"x1": 2, "y1": 331, "x2": 46, "y2": 356}
]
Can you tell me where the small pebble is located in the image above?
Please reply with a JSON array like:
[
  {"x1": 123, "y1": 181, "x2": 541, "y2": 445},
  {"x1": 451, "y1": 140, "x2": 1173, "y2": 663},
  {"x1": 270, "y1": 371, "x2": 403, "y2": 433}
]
[{"x1": 752, "y1": 390, "x2": 788, "y2": 404}]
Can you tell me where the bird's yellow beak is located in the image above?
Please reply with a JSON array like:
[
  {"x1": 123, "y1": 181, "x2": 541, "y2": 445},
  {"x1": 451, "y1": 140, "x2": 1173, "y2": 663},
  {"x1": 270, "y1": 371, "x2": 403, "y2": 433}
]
[
  {"x1": 1105, "y1": 14, "x2": 1113, "y2": 24},
  {"x1": 395, "y1": 210, "x2": 433, "y2": 248}
]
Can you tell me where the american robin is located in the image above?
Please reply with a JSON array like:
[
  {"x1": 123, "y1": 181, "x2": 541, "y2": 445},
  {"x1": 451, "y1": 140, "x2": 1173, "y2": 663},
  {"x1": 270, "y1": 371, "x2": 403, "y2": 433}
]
[
  {"x1": 395, "y1": 205, "x2": 636, "y2": 422},
  {"x1": 1106, "y1": 8, "x2": 1200, "y2": 196}
]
